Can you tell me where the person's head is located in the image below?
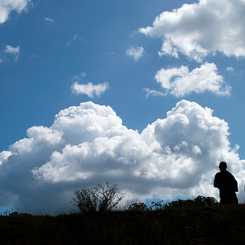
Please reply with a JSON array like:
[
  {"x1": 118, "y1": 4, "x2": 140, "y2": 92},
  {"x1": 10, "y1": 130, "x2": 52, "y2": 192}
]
[{"x1": 219, "y1": 161, "x2": 227, "y2": 171}]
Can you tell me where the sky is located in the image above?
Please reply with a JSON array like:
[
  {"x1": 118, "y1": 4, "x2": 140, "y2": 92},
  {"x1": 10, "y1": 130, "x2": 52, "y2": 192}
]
[{"x1": 0, "y1": 0, "x2": 245, "y2": 213}]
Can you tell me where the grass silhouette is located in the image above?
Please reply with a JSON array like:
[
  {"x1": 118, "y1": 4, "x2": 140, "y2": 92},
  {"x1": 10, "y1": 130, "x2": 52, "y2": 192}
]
[{"x1": 1, "y1": 201, "x2": 245, "y2": 244}]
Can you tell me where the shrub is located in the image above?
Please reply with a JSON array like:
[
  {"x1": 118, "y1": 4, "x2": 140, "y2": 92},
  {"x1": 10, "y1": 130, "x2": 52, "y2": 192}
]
[
  {"x1": 149, "y1": 200, "x2": 165, "y2": 210},
  {"x1": 147, "y1": 196, "x2": 218, "y2": 210},
  {"x1": 164, "y1": 195, "x2": 219, "y2": 209},
  {"x1": 194, "y1": 195, "x2": 219, "y2": 207},
  {"x1": 128, "y1": 202, "x2": 149, "y2": 211},
  {"x1": 72, "y1": 182, "x2": 124, "y2": 213}
]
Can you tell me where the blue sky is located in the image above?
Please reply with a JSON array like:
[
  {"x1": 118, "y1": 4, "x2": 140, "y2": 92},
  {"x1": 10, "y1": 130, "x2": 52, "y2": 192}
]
[{"x1": 0, "y1": 0, "x2": 245, "y2": 212}]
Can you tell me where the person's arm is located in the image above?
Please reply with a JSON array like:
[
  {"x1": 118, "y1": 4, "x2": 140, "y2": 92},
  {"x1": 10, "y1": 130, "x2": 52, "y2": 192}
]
[
  {"x1": 214, "y1": 173, "x2": 219, "y2": 188},
  {"x1": 214, "y1": 180, "x2": 218, "y2": 188}
]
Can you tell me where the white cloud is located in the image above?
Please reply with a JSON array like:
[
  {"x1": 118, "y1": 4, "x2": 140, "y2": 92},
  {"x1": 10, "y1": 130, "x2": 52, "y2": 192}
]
[
  {"x1": 226, "y1": 67, "x2": 234, "y2": 72},
  {"x1": 71, "y1": 72, "x2": 86, "y2": 81},
  {"x1": 126, "y1": 46, "x2": 145, "y2": 61},
  {"x1": 143, "y1": 88, "x2": 165, "y2": 98},
  {"x1": 44, "y1": 17, "x2": 55, "y2": 24},
  {"x1": 0, "y1": 100, "x2": 244, "y2": 212},
  {"x1": 4, "y1": 45, "x2": 20, "y2": 55},
  {"x1": 139, "y1": 0, "x2": 245, "y2": 61},
  {"x1": 66, "y1": 35, "x2": 77, "y2": 45},
  {"x1": 158, "y1": 39, "x2": 180, "y2": 59},
  {"x1": 154, "y1": 62, "x2": 231, "y2": 97},
  {"x1": 4, "y1": 45, "x2": 20, "y2": 61},
  {"x1": 0, "y1": 151, "x2": 12, "y2": 165},
  {"x1": 0, "y1": 0, "x2": 31, "y2": 24},
  {"x1": 71, "y1": 82, "x2": 109, "y2": 98}
]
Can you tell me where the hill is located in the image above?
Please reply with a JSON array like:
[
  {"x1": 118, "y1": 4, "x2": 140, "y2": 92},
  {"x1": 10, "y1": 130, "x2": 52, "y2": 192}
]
[{"x1": 1, "y1": 204, "x2": 245, "y2": 244}]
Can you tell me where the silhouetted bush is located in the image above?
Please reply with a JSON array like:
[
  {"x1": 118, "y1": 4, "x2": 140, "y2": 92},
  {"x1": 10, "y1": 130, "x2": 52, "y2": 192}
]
[
  {"x1": 149, "y1": 200, "x2": 165, "y2": 210},
  {"x1": 128, "y1": 196, "x2": 218, "y2": 211},
  {"x1": 128, "y1": 202, "x2": 148, "y2": 211},
  {"x1": 164, "y1": 195, "x2": 219, "y2": 209},
  {"x1": 194, "y1": 195, "x2": 219, "y2": 207},
  {"x1": 72, "y1": 182, "x2": 124, "y2": 213}
]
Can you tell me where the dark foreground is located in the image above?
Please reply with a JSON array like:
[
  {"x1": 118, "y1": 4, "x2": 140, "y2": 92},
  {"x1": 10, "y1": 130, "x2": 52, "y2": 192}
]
[{"x1": 1, "y1": 204, "x2": 245, "y2": 245}]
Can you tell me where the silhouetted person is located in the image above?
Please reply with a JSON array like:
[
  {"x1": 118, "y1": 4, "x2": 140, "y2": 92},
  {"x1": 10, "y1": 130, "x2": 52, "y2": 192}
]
[{"x1": 214, "y1": 161, "x2": 238, "y2": 205}]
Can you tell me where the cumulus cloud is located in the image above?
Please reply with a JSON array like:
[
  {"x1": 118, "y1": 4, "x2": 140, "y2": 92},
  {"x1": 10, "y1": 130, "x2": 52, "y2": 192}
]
[
  {"x1": 71, "y1": 82, "x2": 109, "y2": 98},
  {"x1": 126, "y1": 46, "x2": 145, "y2": 61},
  {"x1": 0, "y1": 151, "x2": 12, "y2": 165},
  {"x1": 139, "y1": 0, "x2": 245, "y2": 61},
  {"x1": 0, "y1": 100, "x2": 244, "y2": 212},
  {"x1": 0, "y1": 0, "x2": 31, "y2": 24},
  {"x1": 154, "y1": 62, "x2": 231, "y2": 97}
]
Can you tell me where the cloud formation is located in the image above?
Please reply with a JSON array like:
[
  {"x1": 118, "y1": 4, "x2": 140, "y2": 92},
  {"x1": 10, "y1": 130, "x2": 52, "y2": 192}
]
[
  {"x1": 4, "y1": 45, "x2": 20, "y2": 55},
  {"x1": 143, "y1": 88, "x2": 165, "y2": 98},
  {"x1": 0, "y1": 100, "x2": 244, "y2": 212},
  {"x1": 139, "y1": 0, "x2": 245, "y2": 61},
  {"x1": 44, "y1": 17, "x2": 55, "y2": 24},
  {"x1": 71, "y1": 72, "x2": 86, "y2": 81},
  {"x1": 154, "y1": 62, "x2": 231, "y2": 97},
  {"x1": 71, "y1": 82, "x2": 109, "y2": 98},
  {"x1": 226, "y1": 67, "x2": 234, "y2": 72},
  {"x1": 66, "y1": 35, "x2": 77, "y2": 45},
  {"x1": 126, "y1": 46, "x2": 145, "y2": 61},
  {"x1": 0, "y1": 0, "x2": 31, "y2": 24},
  {"x1": 4, "y1": 45, "x2": 20, "y2": 61}
]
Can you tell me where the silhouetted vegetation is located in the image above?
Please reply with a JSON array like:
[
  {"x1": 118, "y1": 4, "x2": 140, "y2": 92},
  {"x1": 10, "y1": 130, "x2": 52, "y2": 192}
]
[
  {"x1": 1, "y1": 185, "x2": 245, "y2": 244},
  {"x1": 1, "y1": 203, "x2": 245, "y2": 244},
  {"x1": 72, "y1": 182, "x2": 124, "y2": 212},
  {"x1": 72, "y1": 183, "x2": 219, "y2": 213}
]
